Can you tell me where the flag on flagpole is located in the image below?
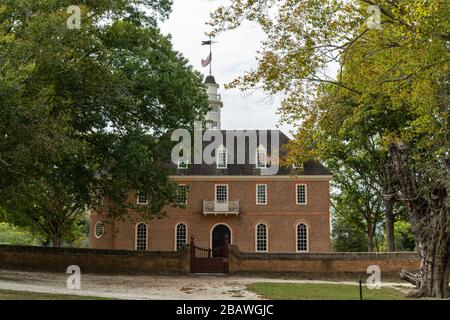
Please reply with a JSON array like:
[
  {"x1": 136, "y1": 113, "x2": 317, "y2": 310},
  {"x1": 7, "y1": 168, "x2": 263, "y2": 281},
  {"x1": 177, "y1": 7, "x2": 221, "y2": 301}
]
[{"x1": 201, "y1": 52, "x2": 212, "y2": 67}]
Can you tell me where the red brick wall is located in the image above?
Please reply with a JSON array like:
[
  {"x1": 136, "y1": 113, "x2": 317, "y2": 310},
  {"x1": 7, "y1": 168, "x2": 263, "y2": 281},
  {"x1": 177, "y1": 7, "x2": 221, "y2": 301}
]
[
  {"x1": 229, "y1": 247, "x2": 421, "y2": 276},
  {"x1": 0, "y1": 245, "x2": 190, "y2": 274},
  {"x1": 168, "y1": 178, "x2": 330, "y2": 214},
  {"x1": 0, "y1": 245, "x2": 423, "y2": 278},
  {"x1": 90, "y1": 177, "x2": 331, "y2": 253}
]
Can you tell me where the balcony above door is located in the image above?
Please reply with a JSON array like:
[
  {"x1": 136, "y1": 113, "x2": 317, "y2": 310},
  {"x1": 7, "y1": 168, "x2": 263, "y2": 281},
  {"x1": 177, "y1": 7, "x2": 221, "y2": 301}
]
[{"x1": 203, "y1": 200, "x2": 240, "y2": 216}]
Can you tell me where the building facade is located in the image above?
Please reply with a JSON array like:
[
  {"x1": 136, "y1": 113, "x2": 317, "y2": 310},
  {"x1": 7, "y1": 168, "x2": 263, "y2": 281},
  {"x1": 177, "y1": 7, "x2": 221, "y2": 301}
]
[{"x1": 89, "y1": 76, "x2": 332, "y2": 253}]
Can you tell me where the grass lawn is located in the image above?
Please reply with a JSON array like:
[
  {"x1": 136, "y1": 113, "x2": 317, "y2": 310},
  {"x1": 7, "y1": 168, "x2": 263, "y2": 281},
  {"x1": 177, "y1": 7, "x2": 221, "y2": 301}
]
[
  {"x1": 247, "y1": 283, "x2": 408, "y2": 300},
  {"x1": 0, "y1": 289, "x2": 113, "y2": 300}
]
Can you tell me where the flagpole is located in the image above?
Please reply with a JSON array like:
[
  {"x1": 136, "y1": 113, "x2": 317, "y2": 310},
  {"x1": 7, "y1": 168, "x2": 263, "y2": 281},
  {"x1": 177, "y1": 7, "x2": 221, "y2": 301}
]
[
  {"x1": 209, "y1": 36, "x2": 212, "y2": 76},
  {"x1": 201, "y1": 37, "x2": 214, "y2": 75}
]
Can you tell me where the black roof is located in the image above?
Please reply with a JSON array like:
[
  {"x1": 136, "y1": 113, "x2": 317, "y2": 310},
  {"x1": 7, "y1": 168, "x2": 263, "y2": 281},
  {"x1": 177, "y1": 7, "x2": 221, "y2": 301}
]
[
  {"x1": 205, "y1": 75, "x2": 217, "y2": 85},
  {"x1": 168, "y1": 130, "x2": 331, "y2": 176}
]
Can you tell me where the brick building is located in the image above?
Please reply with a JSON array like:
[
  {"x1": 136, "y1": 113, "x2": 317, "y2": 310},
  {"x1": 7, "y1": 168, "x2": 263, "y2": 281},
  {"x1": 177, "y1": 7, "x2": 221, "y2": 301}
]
[{"x1": 89, "y1": 75, "x2": 332, "y2": 254}]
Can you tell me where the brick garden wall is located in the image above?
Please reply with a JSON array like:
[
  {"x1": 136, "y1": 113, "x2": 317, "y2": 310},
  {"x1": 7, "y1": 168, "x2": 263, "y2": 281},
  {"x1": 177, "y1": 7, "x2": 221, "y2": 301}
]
[
  {"x1": 0, "y1": 245, "x2": 422, "y2": 279},
  {"x1": 228, "y1": 246, "x2": 421, "y2": 279},
  {"x1": 0, "y1": 245, "x2": 190, "y2": 274}
]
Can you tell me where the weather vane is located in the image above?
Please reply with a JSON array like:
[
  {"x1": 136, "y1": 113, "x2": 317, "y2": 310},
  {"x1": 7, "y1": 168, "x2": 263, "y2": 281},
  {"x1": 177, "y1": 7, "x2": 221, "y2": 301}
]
[{"x1": 201, "y1": 36, "x2": 217, "y2": 76}]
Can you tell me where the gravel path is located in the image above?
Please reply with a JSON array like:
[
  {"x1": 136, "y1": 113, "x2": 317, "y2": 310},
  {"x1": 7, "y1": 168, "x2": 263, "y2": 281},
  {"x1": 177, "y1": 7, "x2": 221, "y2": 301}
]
[{"x1": 0, "y1": 269, "x2": 413, "y2": 300}]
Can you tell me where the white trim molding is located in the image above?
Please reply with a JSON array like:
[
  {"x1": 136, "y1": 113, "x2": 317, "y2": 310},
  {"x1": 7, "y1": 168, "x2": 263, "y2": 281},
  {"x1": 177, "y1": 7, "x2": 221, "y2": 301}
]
[
  {"x1": 255, "y1": 222, "x2": 269, "y2": 252},
  {"x1": 255, "y1": 145, "x2": 267, "y2": 169},
  {"x1": 135, "y1": 222, "x2": 148, "y2": 251},
  {"x1": 176, "y1": 184, "x2": 188, "y2": 205},
  {"x1": 214, "y1": 184, "x2": 229, "y2": 204},
  {"x1": 255, "y1": 184, "x2": 268, "y2": 205},
  {"x1": 170, "y1": 175, "x2": 332, "y2": 181},
  {"x1": 174, "y1": 222, "x2": 188, "y2": 251},
  {"x1": 296, "y1": 222, "x2": 309, "y2": 253},
  {"x1": 210, "y1": 223, "x2": 233, "y2": 249},
  {"x1": 216, "y1": 145, "x2": 228, "y2": 169},
  {"x1": 136, "y1": 192, "x2": 149, "y2": 205},
  {"x1": 295, "y1": 184, "x2": 308, "y2": 205},
  {"x1": 94, "y1": 221, "x2": 104, "y2": 239}
]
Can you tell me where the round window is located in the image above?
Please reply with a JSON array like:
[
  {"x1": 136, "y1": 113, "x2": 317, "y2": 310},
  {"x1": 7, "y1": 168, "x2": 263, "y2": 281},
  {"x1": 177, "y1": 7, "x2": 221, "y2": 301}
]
[{"x1": 94, "y1": 222, "x2": 104, "y2": 239}]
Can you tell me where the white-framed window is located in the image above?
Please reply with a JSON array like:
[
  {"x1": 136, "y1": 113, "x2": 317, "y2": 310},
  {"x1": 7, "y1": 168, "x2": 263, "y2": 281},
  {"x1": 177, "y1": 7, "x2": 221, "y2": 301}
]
[
  {"x1": 216, "y1": 145, "x2": 227, "y2": 169},
  {"x1": 296, "y1": 223, "x2": 309, "y2": 252},
  {"x1": 215, "y1": 184, "x2": 228, "y2": 203},
  {"x1": 292, "y1": 162, "x2": 303, "y2": 169},
  {"x1": 175, "y1": 223, "x2": 187, "y2": 251},
  {"x1": 256, "y1": 184, "x2": 267, "y2": 205},
  {"x1": 256, "y1": 145, "x2": 267, "y2": 168},
  {"x1": 178, "y1": 159, "x2": 189, "y2": 169},
  {"x1": 135, "y1": 223, "x2": 148, "y2": 251},
  {"x1": 296, "y1": 184, "x2": 307, "y2": 205},
  {"x1": 137, "y1": 192, "x2": 148, "y2": 205},
  {"x1": 177, "y1": 184, "x2": 188, "y2": 205},
  {"x1": 94, "y1": 222, "x2": 104, "y2": 239},
  {"x1": 256, "y1": 223, "x2": 268, "y2": 252}
]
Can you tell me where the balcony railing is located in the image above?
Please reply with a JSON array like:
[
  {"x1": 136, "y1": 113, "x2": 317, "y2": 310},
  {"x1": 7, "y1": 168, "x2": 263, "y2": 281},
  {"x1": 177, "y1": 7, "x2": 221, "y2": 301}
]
[{"x1": 203, "y1": 200, "x2": 240, "y2": 216}]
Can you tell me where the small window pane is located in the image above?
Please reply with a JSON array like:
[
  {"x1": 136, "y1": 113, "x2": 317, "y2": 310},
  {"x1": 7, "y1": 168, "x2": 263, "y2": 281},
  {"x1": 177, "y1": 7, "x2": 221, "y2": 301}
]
[
  {"x1": 176, "y1": 223, "x2": 187, "y2": 250},
  {"x1": 256, "y1": 148, "x2": 267, "y2": 168},
  {"x1": 256, "y1": 224, "x2": 267, "y2": 252},
  {"x1": 178, "y1": 160, "x2": 188, "y2": 169},
  {"x1": 137, "y1": 193, "x2": 148, "y2": 205},
  {"x1": 94, "y1": 222, "x2": 104, "y2": 239},
  {"x1": 296, "y1": 184, "x2": 306, "y2": 204},
  {"x1": 297, "y1": 223, "x2": 308, "y2": 252},
  {"x1": 216, "y1": 185, "x2": 228, "y2": 203},
  {"x1": 217, "y1": 147, "x2": 227, "y2": 168},
  {"x1": 177, "y1": 185, "x2": 187, "y2": 204},
  {"x1": 136, "y1": 223, "x2": 147, "y2": 251},
  {"x1": 256, "y1": 184, "x2": 267, "y2": 204}
]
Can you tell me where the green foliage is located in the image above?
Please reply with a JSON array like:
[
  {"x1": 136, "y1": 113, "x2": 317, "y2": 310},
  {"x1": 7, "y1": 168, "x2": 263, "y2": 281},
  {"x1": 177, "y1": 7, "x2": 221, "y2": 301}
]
[
  {"x1": 210, "y1": 0, "x2": 448, "y2": 297},
  {"x1": 0, "y1": 223, "x2": 43, "y2": 246},
  {"x1": 331, "y1": 217, "x2": 368, "y2": 252},
  {"x1": 329, "y1": 159, "x2": 384, "y2": 252},
  {"x1": 0, "y1": 0, "x2": 209, "y2": 245},
  {"x1": 394, "y1": 221, "x2": 416, "y2": 252}
]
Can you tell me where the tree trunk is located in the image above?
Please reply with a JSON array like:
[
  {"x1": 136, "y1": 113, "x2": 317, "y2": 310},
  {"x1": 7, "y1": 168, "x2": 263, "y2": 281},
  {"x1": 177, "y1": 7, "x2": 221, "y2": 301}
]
[
  {"x1": 402, "y1": 207, "x2": 450, "y2": 298},
  {"x1": 382, "y1": 194, "x2": 396, "y2": 252},
  {"x1": 414, "y1": 227, "x2": 450, "y2": 298},
  {"x1": 51, "y1": 235, "x2": 61, "y2": 248},
  {"x1": 390, "y1": 143, "x2": 450, "y2": 298},
  {"x1": 367, "y1": 219, "x2": 374, "y2": 252}
]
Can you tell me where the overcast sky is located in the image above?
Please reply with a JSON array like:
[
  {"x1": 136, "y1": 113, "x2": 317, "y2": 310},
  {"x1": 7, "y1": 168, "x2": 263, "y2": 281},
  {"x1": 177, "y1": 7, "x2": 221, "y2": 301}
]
[{"x1": 160, "y1": 0, "x2": 294, "y2": 135}]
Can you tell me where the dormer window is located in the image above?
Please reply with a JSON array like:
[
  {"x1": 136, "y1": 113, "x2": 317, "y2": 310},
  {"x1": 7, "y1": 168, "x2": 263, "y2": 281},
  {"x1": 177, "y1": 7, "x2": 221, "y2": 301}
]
[
  {"x1": 256, "y1": 145, "x2": 267, "y2": 168},
  {"x1": 216, "y1": 145, "x2": 227, "y2": 169},
  {"x1": 178, "y1": 159, "x2": 189, "y2": 169},
  {"x1": 293, "y1": 162, "x2": 303, "y2": 169}
]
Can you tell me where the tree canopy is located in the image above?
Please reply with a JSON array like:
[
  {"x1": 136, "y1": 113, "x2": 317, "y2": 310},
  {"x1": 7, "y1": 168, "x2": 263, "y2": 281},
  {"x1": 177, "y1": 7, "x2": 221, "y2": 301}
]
[
  {"x1": 0, "y1": 0, "x2": 209, "y2": 245},
  {"x1": 209, "y1": 0, "x2": 449, "y2": 298}
]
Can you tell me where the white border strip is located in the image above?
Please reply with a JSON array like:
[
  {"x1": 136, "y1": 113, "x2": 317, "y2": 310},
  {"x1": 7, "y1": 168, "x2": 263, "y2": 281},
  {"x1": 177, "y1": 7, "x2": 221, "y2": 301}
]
[{"x1": 170, "y1": 175, "x2": 332, "y2": 181}]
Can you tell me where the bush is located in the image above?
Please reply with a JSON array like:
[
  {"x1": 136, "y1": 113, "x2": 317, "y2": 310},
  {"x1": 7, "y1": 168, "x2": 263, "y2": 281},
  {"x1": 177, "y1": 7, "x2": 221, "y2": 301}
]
[{"x1": 0, "y1": 223, "x2": 43, "y2": 246}]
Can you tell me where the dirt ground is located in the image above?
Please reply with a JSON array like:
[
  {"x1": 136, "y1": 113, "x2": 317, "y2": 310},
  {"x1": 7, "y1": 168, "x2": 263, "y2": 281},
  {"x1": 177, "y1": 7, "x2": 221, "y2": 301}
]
[{"x1": 0, "y1": 269, "x2": 413, "y2": 300}]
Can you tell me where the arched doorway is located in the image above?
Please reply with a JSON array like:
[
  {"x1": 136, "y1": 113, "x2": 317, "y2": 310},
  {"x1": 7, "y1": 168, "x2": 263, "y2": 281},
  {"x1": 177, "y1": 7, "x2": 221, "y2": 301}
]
[{"x1": 211, "y1": 224, "x2": 231, "y2": 257}]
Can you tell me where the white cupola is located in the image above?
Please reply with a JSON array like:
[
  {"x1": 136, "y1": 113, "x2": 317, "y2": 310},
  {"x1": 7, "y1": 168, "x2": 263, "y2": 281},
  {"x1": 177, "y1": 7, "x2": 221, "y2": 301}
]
[{"x1": 204, "y1": 75, "x2": 223, "y2": 130}]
